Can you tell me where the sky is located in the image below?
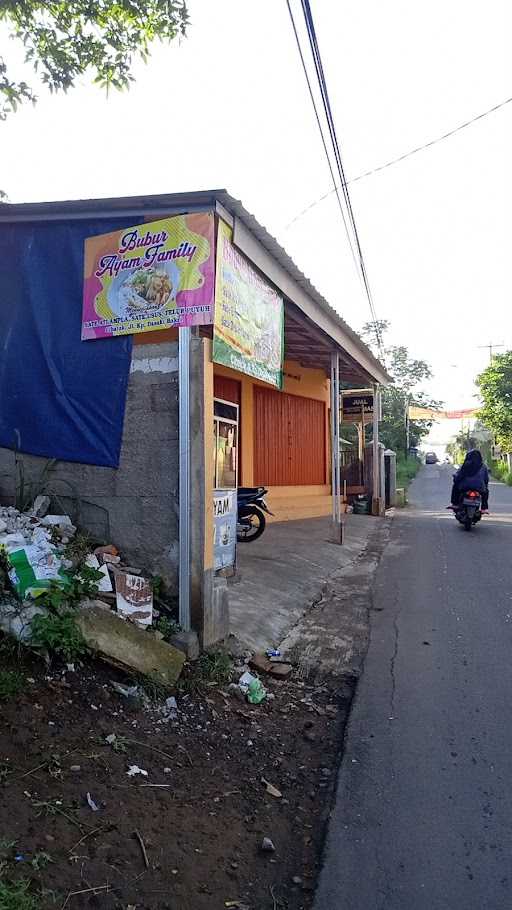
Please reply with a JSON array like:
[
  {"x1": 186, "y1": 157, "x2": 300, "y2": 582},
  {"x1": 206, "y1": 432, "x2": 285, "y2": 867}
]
[{"x1": 1, "y1": 0, "x2": 511, "y2": 412}]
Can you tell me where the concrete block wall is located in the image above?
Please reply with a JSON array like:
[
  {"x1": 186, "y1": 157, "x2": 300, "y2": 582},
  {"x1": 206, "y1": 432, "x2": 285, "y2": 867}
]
[{"x1": 0, "y1": 341, "x2": 180, "y2": 591}]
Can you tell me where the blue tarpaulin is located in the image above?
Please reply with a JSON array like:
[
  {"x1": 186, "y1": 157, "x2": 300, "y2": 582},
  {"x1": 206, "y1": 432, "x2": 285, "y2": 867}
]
[{"x1": 0, "y1": 219, "x2": 135, "y2": 467}]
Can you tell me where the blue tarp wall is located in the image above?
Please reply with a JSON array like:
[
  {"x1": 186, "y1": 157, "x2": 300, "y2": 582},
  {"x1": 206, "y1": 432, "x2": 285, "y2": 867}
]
[{"x1": 0, "y1": 219, "x2": 135, "y2": 468}]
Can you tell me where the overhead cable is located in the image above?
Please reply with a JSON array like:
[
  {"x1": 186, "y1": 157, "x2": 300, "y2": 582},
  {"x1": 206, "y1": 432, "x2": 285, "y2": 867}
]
[
  {"x1": 295, "y1": 0, "x2": 383, "y2": 352},
  {"x1": 285, "y1": 94, "x2": 512, "y2": 230}
]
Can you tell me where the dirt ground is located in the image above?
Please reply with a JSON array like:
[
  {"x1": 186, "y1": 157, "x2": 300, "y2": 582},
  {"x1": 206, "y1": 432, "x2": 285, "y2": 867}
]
[{"x1": 0, "y1": 643, "x2": 356, "y2": 910}]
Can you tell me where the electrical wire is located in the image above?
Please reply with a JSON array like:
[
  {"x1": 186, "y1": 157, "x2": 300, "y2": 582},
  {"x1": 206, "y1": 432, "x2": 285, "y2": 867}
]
[
  {"x1": 285, "y1": 0, "x2": 361, "y2": 284},
  {"x1": 296, "y1": 0, "x2": 384, "y2": 352},
  {"x1": 285, "y1": 94, "x2": 512, "y2": 230}
]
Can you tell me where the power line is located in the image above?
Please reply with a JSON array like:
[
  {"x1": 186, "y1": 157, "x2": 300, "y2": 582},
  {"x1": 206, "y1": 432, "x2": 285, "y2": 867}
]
[
  {"x1": 285, "y1": 95, "x2": 512, "y2": 230},
  {"x1": 478, "y1": 342, "x2": 504, "y2": 364},
  {"x1": 286, "y1": 0, "x2": 384, "y2": 353},
  {"x1": 284, "y1": 0, "x2": 361, "y2": 284}
]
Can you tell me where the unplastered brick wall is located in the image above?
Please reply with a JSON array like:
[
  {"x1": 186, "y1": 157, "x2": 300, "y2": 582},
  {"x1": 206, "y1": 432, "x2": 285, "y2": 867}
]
[{"x1": 0, "y1": 341, "x2": 180, "y2": 590}]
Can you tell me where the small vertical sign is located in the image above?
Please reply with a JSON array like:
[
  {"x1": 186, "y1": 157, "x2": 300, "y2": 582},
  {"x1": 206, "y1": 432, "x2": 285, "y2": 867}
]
[{"x1": 213, "y1": 489, "x2": 237, "y2": 571}]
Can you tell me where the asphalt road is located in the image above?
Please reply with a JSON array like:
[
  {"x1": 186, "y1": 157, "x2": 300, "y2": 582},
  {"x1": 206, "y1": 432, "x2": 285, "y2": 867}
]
[{"x1": 314, "y1": 464, "x2": 512, "y2": 910}]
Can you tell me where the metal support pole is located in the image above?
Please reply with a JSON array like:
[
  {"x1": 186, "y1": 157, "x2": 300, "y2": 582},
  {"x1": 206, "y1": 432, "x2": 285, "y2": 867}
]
[
  {"x1": 330, "y1": 352, "x2": 341, "y2": 536},
  {"x1": 178, "y1": 326, "x2": 191, "y2": 631},
  {"x1": 330, "y1": 355, "x2": 337, "y2": 526},
  {"x1": 372, "y1": 383, "x2": 380, "y2": 513}
]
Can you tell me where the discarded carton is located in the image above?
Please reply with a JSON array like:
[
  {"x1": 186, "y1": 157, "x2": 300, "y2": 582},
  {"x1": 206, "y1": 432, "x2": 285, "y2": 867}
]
[
  {"x1": 76, "y1": 605, "x2": 185, "y2": 688},
  {"x1": 115, "y1": 573, "x2": 153, "y2": 626},
  {"x1": 84, "y1": 554, "x2": 113, "y2": 593}
]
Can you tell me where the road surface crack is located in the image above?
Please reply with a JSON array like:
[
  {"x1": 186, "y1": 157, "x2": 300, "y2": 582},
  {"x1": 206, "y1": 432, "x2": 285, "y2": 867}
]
[{"x1": 390, "y1": 616, "x2": 398, "y2": 721}]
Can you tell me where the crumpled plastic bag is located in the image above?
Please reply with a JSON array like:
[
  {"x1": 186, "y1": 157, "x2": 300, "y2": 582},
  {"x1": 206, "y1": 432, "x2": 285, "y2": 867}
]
[{"x1": 247, "y1": 678, "x2": 267, "y2": 704}]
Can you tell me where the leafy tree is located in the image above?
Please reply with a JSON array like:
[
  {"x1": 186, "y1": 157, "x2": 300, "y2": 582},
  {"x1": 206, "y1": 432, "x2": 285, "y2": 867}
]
[
  {"x1": 360, "y1": 321, "x2": 442, "y2": 454},
  {"x1": 476, "y1": 352, "x2": 512, "y2": 451},
  {"x1": 0, "y1": 1, "x2": 189, "y2": 119}
]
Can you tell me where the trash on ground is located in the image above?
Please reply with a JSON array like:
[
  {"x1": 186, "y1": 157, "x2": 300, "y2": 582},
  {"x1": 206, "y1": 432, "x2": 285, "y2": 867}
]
[
  {"x1": 265, "y1": 648, "x2": 281, "y2": 658},
  {"x1": 84, "y1": 554, "x2": 113, "y2": 592},
  {"x1": 111, "y1": 681, "x2": 140, "y2": 698},
  {"x1": 247, "y1": 678, "x2": 267, "y2": 705},
  {"x1": 127, "y1": 765, "x2": 148, "y2": 777},
  {"x1": 0, "y1": 599, "x2": 47, "y2": 642},
  {"x1": 115, "y1": 573, "x2": 153, "y2": 626},
  {"x1": 94, "y1": 544, "x2": 119, "y2": 559},
  {"x1": 260, "y1": 837, "x2": 276, "y2": 852},
  {"x1": 86, "y1": 792, "x2": 100, "y2": 811},
  {"x1": 261, "y1": 778, "x2": 282, "y2": 798},
  {"x1": 238, "y1": 671, "x2": 256, "y2": 694},
  {"x1": 105, "y1": 733, "x2": 117, "y2": 745},
  {"x1": 5, "y1": 530, "x2": 68, "y2": 598}
]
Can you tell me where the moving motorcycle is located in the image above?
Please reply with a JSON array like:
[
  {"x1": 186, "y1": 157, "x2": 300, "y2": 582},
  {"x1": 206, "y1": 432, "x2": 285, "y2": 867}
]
[
  {"x1": 237, "y1": 487, "x2": 273, "y2": 542},
  {"x1": 454, "y1": 490, "x2": 482, "y2": 532}
]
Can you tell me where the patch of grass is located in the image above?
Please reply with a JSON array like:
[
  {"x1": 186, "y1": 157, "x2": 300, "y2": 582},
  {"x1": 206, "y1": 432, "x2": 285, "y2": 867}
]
[
  {"x1": 62, "y1": 533, "x2": 97, "y2": 567},
  {"x1": 0, "y1": 670, "x2": 25, "y2": 700},
  {"x1": 396, "y1": 455, "x2": 421, "y2": 492},
  {"x1": 0, "y1": 879, "x2": 40, "y2": 910},
  {"x1": 30, "y1": 853, "x2": 52, "y2": 873},
  {"x1": 0, "y1": 840, "x2": 16, "y2": 853},
  {"x1": 490, "y1": 460, "x2": 508, "y2": 481},
  {"x1": 180, "y1": 650, "x2": 232, "y2": 694},
  {"x1": 0, "y1": 634, "x2": 20, "y2": 659},
  {"x1": 37, "y1": 565, "x2": 103, "y2": 615},
  {"x1": 30, "y1": 612, "x2": 86, "y2": 662},
  {"x1": 155, "y1": 615, "x2": 181, "y2": 641}
]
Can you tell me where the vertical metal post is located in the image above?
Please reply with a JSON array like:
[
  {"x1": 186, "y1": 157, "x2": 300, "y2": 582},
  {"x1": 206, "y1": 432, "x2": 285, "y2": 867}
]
[
  {"x1": 330, "y1": 352, "x2": 341, "y2": 535},
  {"x1": 372, "y1": 383, "x2": 380, "y2": 513},
  {"x1": 330, "y1": 355, "x2": 337, "y2": 526},
  {"x1": 179, "y1": 326, "x2": 191, "y2": 631},
  {"x1": 334, "y1": 354, "x2": 341, "y2": 529}
]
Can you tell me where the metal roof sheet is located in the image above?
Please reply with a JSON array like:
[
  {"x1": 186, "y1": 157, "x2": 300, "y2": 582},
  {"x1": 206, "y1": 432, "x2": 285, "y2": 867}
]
[{"x1": 0, "y1": 188, "x2": 390, "y2": 384}]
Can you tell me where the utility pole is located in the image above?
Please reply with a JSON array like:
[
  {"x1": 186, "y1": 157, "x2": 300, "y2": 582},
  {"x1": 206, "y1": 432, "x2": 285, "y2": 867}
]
[{"x1": 478, "y1": 342, "x2": 503, "y2": 364}]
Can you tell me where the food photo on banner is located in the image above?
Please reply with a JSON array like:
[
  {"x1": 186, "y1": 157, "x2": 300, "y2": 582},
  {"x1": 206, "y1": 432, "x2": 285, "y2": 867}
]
[
  {"x1": 213, "y1": 219, "x2": 284, "y2": 389},
  {"x1": 82, "y1": 212, "x2": 215, "y2": 340}
]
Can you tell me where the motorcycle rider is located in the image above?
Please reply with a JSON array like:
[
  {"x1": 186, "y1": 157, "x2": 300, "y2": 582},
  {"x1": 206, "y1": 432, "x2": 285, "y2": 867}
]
[{"x1": 449, "y1": 449, "x2": 489, "y2": 512}]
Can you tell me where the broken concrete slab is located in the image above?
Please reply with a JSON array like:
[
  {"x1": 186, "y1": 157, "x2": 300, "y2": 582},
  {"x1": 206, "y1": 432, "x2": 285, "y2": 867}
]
[
  {"x1": 76, "y1": 605, "x2": 185, "y2": 687},
  {"x1": 0, "y1": 599, "x2": 47, "y2": 642},
  {"x1": 249, "y1": 653, "x2": 293, "y2": 679},
  {"x1": 170, "y1": 629, "x2": 200, "y2": 660}
]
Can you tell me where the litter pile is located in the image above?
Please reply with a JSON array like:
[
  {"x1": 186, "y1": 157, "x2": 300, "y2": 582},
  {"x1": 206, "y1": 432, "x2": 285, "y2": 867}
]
[{"x1": 0, "y1": 498, "x2": 185, "y2": 686}]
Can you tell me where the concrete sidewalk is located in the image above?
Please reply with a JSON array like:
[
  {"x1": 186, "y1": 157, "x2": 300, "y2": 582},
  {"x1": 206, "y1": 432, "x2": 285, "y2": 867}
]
[{"x1": 228, "y1": 513, "x2": 380, "y2": 653}]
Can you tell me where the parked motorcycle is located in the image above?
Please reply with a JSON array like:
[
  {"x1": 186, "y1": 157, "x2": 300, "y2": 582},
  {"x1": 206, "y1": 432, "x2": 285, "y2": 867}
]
[
  {"x1": 454, "y1": 489, "x2": 482, "y2": 532},
  {"x1": 237, "y1": 487, "x2": 273, "y2": 542}
]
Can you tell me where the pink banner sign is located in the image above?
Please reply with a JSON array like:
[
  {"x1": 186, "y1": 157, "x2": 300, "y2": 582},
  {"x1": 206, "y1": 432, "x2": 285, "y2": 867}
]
[{"x1": 82, "y1": 212, "x2": 215, "y2": 340}]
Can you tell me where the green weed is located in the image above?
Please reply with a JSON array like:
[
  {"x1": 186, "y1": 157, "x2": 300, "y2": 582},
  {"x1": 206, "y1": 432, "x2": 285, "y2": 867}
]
[
  {"x1": 0, "y1": 670, "x2": 25, "y2": 700},
  {"x1": 0, "y1": 879, "x2": 40, "y2": 910},
  {"x1": 0, "y1": 840, "x2": 16, "y2": 853},
  {"x1": 155, "y1": 615, "x2": 181, "y2": 641},
  {"x1": 30, "y1": 853, "x2": 52, "y2": 873},
  {"x1": 396, "y1": 455, "x2": 421, "y2": 493},
  {"x1": 62, "y1": 533, "x2": 97, "y2": 567},
  {"x1": 30, "y1": 613, "x2": 86, "y2": 662},
  {"x1": 180, "y1": 650, "x2": 232, "y2": 694},
  {"x1": 491, "y1": 461, "x2": 508, "y2": 481},
  {"x1": 37, "y1": 565, "x2": 103, "y2": 615}
]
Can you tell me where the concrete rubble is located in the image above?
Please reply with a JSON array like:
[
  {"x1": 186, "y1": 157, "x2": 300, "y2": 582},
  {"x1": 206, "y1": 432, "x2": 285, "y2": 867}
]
[
  {"x1": 76, "y1": 605, "x2": 185, "y2": 688},
  {"x1": 0, "y1": 500, "x2": 187, "y2": 685}
]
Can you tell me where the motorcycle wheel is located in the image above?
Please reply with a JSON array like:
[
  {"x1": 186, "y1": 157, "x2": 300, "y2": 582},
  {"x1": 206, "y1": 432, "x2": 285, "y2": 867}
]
[
  {"x1": 236, "y1": 506, "x2": 266, "y2": 542},
  {"x1": 464, "y1": 517, "x2": 472, "y2": 532}
]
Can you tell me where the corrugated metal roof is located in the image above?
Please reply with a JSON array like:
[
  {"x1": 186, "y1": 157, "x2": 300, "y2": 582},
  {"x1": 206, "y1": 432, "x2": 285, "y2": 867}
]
[{"x1": 0, "y1": 188, "x2": 390, "y2": 384}]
